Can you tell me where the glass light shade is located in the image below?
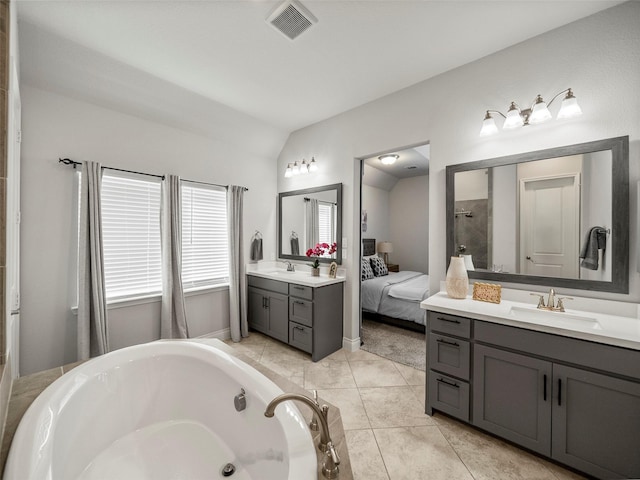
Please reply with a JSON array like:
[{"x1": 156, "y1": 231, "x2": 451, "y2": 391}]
[
  {"x1": 503, "y1": 108, "x2": 524, "y2": 130},
  {"x1": 557, "y1": 95, "x2": 582, "y2": 119},
  {"x1": 284, "y1": 163, "x2": 293, "y2": 178},
  {"x1": 379, "y1": 155, "x2": 398, "y2": 165},
  {"x1": 300, "y1": 160, "x2": 309, "y2": 174},
  {"x1": 292, "y1": 161, "x2": 300, "y2": 175},
  {"x1": 529, "y1": 96, "x2": 552, "y2": 124},
  {"x1": 479, "y1": 115, "x2": 498, "y2": 136},
  {"x1": 308, "y1": 157, "x2": 318, "y2": 172}
]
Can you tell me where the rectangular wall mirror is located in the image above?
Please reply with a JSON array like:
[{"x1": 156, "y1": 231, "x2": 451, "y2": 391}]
[
  {"x1": 446, "y1": 136, "x2": 629, "y2": 293},
  {"x1": 278, "y1": 183, "x2": 343, "y2": 264}
]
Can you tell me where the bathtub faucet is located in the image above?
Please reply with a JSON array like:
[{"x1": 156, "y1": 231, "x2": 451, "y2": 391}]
[{"x1": 264, "y1": 393, "x2": 340, "y2": 479}]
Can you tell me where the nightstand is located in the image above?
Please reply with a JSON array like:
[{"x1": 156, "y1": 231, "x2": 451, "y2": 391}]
[{"x1": 386, "y1": 263, "x2": 399, "y2": 272}]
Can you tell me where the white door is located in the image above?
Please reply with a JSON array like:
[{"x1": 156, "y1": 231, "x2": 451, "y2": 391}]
[
  {"x1": 519, "y1": 174, "x2": 580, "y2": 279},
  {"x1": 6, "y1": 58, "x2": 21, "y2": 378}
]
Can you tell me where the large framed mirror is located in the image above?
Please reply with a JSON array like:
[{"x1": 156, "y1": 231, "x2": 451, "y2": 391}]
[
  {"x1": 278, "y1": 183, "x2": 343, "y2": 264},
  {"x1": 446, "y1": 136, "x2": 629, "y2": 293}
]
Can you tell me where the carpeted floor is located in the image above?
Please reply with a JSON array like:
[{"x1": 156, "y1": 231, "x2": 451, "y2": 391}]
[{"x1": 360, "y1": 319, "x2": 426, "y2": 371}]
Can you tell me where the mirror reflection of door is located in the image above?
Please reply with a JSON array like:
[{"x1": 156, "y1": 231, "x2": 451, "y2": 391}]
[{"x1": 519, "y1": 174, "x2": 580, "y2": 278}]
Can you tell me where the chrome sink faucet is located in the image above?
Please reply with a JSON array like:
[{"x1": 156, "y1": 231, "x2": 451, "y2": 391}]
[
  {"x1": 285, "y1": 261, "x2": 295, "y2": 272},
  {"x1": 530, "y1": 288, "x2": 573, "y2": 312},
  {"x1": 265, "y1": 393, "x2": 340, "y2": 479}
]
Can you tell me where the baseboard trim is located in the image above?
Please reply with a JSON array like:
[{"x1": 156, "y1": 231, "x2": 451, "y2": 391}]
[
  {"x1": 342, "y1": 336, "x2": 361, "y2": 352},
  {"x1": 196, "y1": 328, "x2": 231, "y2": 341}
]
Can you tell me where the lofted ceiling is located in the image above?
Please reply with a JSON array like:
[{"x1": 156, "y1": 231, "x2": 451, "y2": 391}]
[{"x1": 17, "y1": 0, "x2": 622, "y2": 134}]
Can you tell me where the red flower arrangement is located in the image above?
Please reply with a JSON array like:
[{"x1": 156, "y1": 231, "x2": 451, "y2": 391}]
[{"x1": 306, "y1": 242, "x2": 337, "y2": 269}]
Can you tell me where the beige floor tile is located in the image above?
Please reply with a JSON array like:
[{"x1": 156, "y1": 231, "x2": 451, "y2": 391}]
[
  {"x1": 317, "y1": 349, "x2": 348, "y2": 363},
  {"x1": 349, "y1": 359, "x2": 407, "y2": 388},
  {"x1": 226, "y1": 341, "x2": 266, "y2": 361},
  {"x1": 536, "y1": 458, "x2": 588, "y2": 480},
  {"x1": 360, "y1": 386, "x2": 433, "y2": 428},
  {"x1": 317, "y1": 388, "x2": 371, "y2": 430},
  {"x1": 411, "y1": 384, "x2": 426, "y2": 409},
  {"x1": 437, "y1": 416, "x2": 561, "y2": 480},
  {"x1": 393, "y1": 362, "x2": 426, "y2": 386},
  {"x1": 345, "y1": 429, "x2": 389, "y2": 480},
  {"x1": 374, "y1": 426, "x2": 474, "y2": 480},
  {"x1": 11, "y1": 367, "x2": 63, "y2": 397},
  {"x1": 259, "y1": 343, "x2": 311, "y2": 382},
  {"x1": 304, "y1": 361, "x2": 356, "y2": 390},
  {"x1": 344, "y1": 349, "x2": 384, "y2": 363}
]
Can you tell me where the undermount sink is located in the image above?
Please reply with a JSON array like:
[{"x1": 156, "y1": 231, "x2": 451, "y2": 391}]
[{"x1": 508, "y1": 306, "x2": 602, "y2": 330}]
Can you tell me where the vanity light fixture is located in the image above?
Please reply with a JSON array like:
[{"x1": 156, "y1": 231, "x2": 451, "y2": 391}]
[
  {"x1": 480, "y1": 88, "x2": 582, "y2": 136},
  {"x1": 284, "y1": 157, "x2": 319, "y2": 177},
  {"x1": 379, "y1": 154, "x2": 399, "y2": 165}
]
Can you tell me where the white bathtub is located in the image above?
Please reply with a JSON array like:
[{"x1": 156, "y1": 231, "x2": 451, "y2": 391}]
[{"x1": 4, "y1": 341, "x2": 317, "y2": 480}]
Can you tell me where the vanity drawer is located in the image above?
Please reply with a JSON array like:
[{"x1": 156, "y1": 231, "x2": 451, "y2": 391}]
[
  {"x1": 289, "y1": 297, "x2": 313, "y2": 327},
  {"x1": 428, "y1": 311, "x2": 471, "y2": 339},
  {"x1": 289, "y1": 322, "x2": 312, "y2": 354},
  {"x1": 247, "y1": 275, "x2": 289, "y2": 295},
  {"x1": 289, "y1": 283, "x2": 313, "y2": 300},
  {"x1": 428, "y1": 370, "x2": 470, "y2": 422},
  {"x1": 428, "y1": 333, "x2": 471, "y2": 380}
]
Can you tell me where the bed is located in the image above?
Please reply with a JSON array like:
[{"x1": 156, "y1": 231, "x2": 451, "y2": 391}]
[{"x1": 361, "y1": 239, "x2": 429, "y2": 331}]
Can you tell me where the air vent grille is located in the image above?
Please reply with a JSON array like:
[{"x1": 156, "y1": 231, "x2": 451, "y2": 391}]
[
  {"x1": 406, "y1": 165, "x2": 418, "y2": 170},
  {"x1": 267, "y1": 0, "x2": 317, "y2": 40}
]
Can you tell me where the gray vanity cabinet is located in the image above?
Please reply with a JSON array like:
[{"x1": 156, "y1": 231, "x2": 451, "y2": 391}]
[
  {"x1": 426, "y1": 309, "x2": 640, "y2": 479},
  {"x1": 248, "y1": 275, "x2": 344, "y2": 361},
  {"x1": 247, "y1": 278, "x2": 289, "y2": 343},
  {"x1": 473, "y1": 344, "x2": 552, "y2": 456},
  {"x1": 552, "y1": 364, "x2": 640, "y2": 479}
]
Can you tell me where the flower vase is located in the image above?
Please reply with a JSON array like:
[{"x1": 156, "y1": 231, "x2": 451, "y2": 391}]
[
  {"x1": 446, "y1": 256, "x2": 469, "y2": 299},
  {"x1": 311, "y1": 267, "x2": 320, "y2": 277}
]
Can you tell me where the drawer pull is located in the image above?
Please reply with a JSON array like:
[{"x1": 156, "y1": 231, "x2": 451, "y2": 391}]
[
  {"x1": 436, "y1": 377, "x2": 459, "y2": 389},
  {"x1": 293, "y1": 286, "x2": 304, "y2": 290},
  {"x1": 293, "y1": 300, "x2": 306, "y2": 305},
  {"x1": 294, "y1": 326, "x2": 305, "y2": 332},
  {"x1": 437, "y1": 317, "x2": 461, "y2": 324},
  {"x1": 436, "y1": 338, "x2": 459, "y2": 347}
]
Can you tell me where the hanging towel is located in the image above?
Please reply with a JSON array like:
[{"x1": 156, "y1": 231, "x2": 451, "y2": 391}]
[
  {"x1": 579, "y1": 226, "x2": 607, "y2": 270},
  {"x1": 250, "y1": 237, "x2": 263, "y2": 261},
  {"x1": 290, "y1": 237, "x2": 300, "y2": 256}
]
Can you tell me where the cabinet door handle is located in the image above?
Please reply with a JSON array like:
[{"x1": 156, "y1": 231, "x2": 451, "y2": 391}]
[
  {"x1": 262, "y1": 298, "x2": 266, "y2": 308},
  {"x1": 543, "y1": 374, "x2": 547, "y2": 401},
  {"x1": 436, "y1": 377, "x2": 459, "y2": 388},
  {"x1": 264, "y1": 298, "x2": 269, "y2": 309},
  {"x1": 437, "y1": 317, "x2": 460, "y2": 324},
  {"x1": 436, "y1": 338, "x2": 459, "y2": 347},
  {"x1": 558, "y1": 378, "x2": 562, "y2": 406}
]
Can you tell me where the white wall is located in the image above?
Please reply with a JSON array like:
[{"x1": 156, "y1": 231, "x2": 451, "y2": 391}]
[
  {"x1": 491, "y1": 164, "x2": 517, "y2": 273},
  {"x1": 389, "y1": 175, "x2": 429, "y2": 272},
  {"x1": 276, "y1": 2, "x2": 640, "y2": 345},
  {"x1": 20, "y1": 86, "x2": 278, "y2": 375},
  {"x1": 361, "y1": 185, "x2": 390, "y2": 247}
]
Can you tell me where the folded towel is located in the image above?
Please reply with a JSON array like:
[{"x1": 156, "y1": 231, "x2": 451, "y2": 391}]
[
  {"x1": 290, "y1": 237, "x2": 299, "y2": 256},
  {"x1": 579, "y1": 226, "x2": 607, "y2": 270},
  {"x1": 250, "y1": 237, "x2": 263, "y2": 261}
]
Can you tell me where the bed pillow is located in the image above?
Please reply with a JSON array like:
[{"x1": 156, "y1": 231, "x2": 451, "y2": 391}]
[
  {"x1": 361, "y1": 259, "x2": 375, "y2": 281},
  {"x1": 370, "y1": 256, "x2": 389, "y2": 277}
]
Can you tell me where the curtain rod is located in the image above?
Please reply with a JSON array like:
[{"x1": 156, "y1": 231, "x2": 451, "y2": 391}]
[{"x1": 58, "y1": 158, "x2": 248, "y2": 191}]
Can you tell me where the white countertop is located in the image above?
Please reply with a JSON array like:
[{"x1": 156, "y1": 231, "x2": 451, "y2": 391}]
[
  {"x1": 246, "y1": 264, "x2": 346, "y2": 288},
  {"x1": 421, "y1": 292, "x2": 640, "y2": 351}
]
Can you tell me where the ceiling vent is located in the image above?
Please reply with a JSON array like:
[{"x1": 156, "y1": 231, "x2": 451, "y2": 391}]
[
  {"x1": 405, "y1": 165, "x2": 418, "y2": 170},
  {"x1": 267, "y1": 0, "x2": 317, "y2": 41}
]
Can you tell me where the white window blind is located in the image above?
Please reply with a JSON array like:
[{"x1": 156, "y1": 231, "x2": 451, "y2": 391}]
[
  {"x1": 101, "y1": 172, "x2": 162, "y2": 300},
  {"x1": 318, "y1": 202, "x2": 335, "y2": 255},
  {"x1": 181, "y1": 182, "x2": 229, "y2": 288}
]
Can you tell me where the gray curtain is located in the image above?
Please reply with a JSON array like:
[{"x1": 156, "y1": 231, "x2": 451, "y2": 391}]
[
  {"x1": 305, "y1": 198, "x2": 319, "y2": 250},
  {"x1": 160, "y1": 175, "x2": 189, "y2": 339},
  {"x1": 228, "y1": 185, "x2": 248, "y2": 342},
  {"x1": 78, "y1": 161, "x2": 109, "y2": 360}
]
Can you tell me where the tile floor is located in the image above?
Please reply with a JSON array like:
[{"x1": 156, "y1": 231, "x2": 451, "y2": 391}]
[{"x1": 226, "y1": 332, "x2": 587, "y2": 480}]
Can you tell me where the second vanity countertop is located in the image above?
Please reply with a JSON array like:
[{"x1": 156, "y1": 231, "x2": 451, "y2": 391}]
[
  {"x1": 246, "y1": 265, "x2": 346, "y2": 288},
  {"x1": 421, "y1": 292, "x2": 640, "y2": 351}
]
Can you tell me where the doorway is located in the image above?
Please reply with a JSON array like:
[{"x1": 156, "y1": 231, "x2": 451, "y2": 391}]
[{"x1": 357, "y1": 142, "x2": 430, "y2": 369}]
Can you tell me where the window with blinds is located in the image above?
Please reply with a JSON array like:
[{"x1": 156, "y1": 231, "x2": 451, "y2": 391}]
[
  {"x1": 101, "y1": 172, "x2": 162, "y2": 300},
  {"x1": 181, "y1": 182, "x2": 229, "y2": 288},
  {"x1": 318, "y1": 202, "x2": 335, "y2": 254}
]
